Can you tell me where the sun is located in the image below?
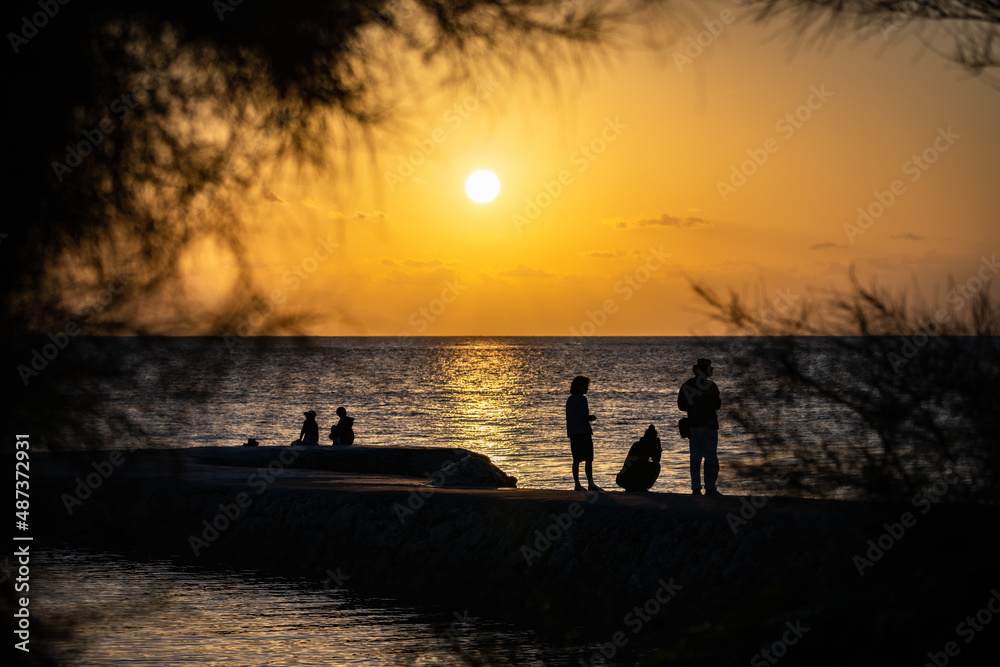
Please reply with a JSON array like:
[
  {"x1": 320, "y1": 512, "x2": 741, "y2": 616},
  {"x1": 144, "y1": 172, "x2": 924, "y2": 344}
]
[{"x1": 465, "y1": 170, "x2": 500, "y2": 203}]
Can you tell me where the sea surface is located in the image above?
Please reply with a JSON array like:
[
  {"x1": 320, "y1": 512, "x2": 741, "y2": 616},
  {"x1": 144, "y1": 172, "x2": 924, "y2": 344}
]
[
  {"x1": 72, "y1": 335, "x2": 835, "y2": 495},
  {"x1": 30, "y1": 549, "x2": 606, "y2": 667},
  {"x1": 34, "y1": 336, "x2": 857, "y2": 666}
]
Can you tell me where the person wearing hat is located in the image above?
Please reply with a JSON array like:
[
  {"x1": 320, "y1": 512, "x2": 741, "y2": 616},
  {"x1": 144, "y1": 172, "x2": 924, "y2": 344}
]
[
  {"x1": 299, "y1": 410, "x2": 320, "y2": 445},
  {"x1": 678, "y1": 359, "x2": 722, "y2": 495}
]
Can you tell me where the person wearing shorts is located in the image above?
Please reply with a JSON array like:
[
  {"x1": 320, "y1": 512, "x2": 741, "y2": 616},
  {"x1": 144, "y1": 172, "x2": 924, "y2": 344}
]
[{"x1": 566, "y1": 375, "x2": 600, "y2": 492}]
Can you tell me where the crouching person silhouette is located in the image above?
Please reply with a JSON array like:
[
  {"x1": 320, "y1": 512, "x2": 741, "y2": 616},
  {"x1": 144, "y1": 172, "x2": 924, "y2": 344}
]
[
  {"x1": 615, "y1": 424, "x2": 662, "y2": 492},
  {"x1": 328, "y1": 406, "x2": 355, "y2": 446}
]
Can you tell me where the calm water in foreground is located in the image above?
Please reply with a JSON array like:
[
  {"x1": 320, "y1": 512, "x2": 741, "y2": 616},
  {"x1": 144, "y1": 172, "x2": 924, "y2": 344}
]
[{"x1": 33, "y1": 549, "x2": 625, "y2": 666}]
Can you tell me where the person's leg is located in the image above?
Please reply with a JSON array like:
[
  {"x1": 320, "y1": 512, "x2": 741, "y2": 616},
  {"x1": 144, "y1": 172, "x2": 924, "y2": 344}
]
[
  {"x1": 689, "y1": 428, "x2": 704, "y2": 492},
  {"x1": 704, "y1": 429, "x2": 720, "y2": 491},
  {"x1": 570, "y1": 435, "x2": 584, "y2": 490},
  {"x1": 585, "y1": 459, "x2": 596, "y2": 488}
]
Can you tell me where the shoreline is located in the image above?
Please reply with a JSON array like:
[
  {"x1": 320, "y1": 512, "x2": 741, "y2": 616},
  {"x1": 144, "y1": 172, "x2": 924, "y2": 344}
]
[{"x1": 32, "y1": 446, "x2": 1000, "y2": 664}]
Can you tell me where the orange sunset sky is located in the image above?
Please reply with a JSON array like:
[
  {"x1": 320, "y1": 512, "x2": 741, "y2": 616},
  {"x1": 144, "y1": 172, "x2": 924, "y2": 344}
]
[{"x1": 179, "y1": 3, "x2": 1000, "y2": 336}]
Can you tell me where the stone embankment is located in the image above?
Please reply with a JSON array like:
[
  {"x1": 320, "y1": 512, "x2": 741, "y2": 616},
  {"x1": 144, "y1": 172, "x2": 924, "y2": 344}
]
[{"x1": 34, "y1": 446, "x2": 1000, "y2": 664}]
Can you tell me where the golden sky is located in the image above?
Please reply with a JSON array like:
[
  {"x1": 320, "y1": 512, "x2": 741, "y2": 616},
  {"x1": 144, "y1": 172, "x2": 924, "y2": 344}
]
[{"x1": 185, "y1": 3, "x2": 1000, "y2": 336}]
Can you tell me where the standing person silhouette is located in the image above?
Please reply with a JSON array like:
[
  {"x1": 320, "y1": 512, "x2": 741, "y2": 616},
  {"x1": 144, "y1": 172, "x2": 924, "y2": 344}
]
[
  {"x1": 678, "y1": 359, "x2": 722, "y2": 496},
  {"x1": 566, "y1": 375, "x2": 600, "y2": 492}
]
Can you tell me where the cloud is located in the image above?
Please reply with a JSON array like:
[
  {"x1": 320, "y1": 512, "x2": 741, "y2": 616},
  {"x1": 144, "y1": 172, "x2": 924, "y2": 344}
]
[
  {"x1": 351, "y1": 210, "x2": 387, "y2": 220},
  {"x1": 810, "y1": 242, "x2": 842, "y2": 250},
  {"x1": 499, "y1": 264, "x2": 554, "y2": 279},
  {"x1": 891, "y1": 233, "x2": 924, "y2": 241},
  {"x1": 381, "y1": 258, "x2": 445, "y2": 268},
  {"x1": 263, "y1": 191, "x2": 284, "y2": 203},
  {"x1": 582, "y1": 249, "x2": 629, "y2": 259},
  {"x1": 329, "y1": 210, "x2": 388, "y2": 221},
  {"x1": 602, "y1": 213, "x2": 713, "y2": 230}
]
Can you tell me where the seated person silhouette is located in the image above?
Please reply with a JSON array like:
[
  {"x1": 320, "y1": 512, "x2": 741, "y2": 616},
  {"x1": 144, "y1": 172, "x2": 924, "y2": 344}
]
[
  {"x1": 299, "y1": 410, "x2": 320, "y2": 445},
  {"x1": 328, "y1": 406, "x2": 355, "y2": 446},
  {"x1": 615, "y1": 424, "x2": 662, "y2": 492}
]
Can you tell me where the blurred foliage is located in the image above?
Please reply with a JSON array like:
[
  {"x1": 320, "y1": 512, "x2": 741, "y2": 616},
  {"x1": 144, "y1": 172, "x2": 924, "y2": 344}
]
[
  {"x1": 3, "y1": 1, "x2": 1000, "y2": 662},
  {"x1": 692, "y1": 268, "x2": 1000, "y2": 503}
]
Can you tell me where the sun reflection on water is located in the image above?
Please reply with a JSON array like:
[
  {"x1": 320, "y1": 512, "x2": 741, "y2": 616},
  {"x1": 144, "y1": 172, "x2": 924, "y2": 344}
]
[{"x1": 34, "y1": 549, "x2": 594, "y2": 666}]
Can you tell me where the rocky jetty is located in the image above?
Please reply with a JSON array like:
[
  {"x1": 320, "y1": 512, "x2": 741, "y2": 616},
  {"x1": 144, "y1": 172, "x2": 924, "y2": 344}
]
[{"x1": 33, "y1": 446, "x2": 1000, "y2": 665}]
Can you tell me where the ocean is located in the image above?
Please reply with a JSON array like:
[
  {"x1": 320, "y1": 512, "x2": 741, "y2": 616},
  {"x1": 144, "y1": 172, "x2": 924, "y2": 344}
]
[
  {"x1": 74, "y1": 335, "x2": 823, "y2": 495},
  {"x1": 32, "y1": 549, "x2": 596, "y2": 666},
  {"x1": 34, "y1": 336, "x2": 860, "y2": 666}
]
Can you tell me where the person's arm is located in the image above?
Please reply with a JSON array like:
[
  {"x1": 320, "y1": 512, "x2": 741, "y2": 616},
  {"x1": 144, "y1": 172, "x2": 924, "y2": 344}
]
[
  {"x1": 678, "y1": 383, "x2": 691, "y2": 412},
  {"x1": 583, "y1": 395, "x2": 596, "y2": 421},
  {"x1": 709, "y1": 383, "x2": 721, "y2": 410}
]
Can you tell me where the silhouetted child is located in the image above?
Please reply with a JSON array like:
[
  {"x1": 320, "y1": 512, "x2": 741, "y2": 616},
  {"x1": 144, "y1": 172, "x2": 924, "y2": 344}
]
[
  {"x1": 329, "y1": 406, "x2": 355, "y2": 446},
  {"x1": 299, "y1": 410, "x2": 319, "y2": 445},
  {"x1": 615, "y1": 424, "x2": 662, "y2": 492}
]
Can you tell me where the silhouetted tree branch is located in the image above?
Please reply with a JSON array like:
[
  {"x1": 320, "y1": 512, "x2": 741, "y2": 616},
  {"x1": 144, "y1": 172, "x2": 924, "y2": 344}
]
[
  {"x1": 692, "y1": 268, "x2": 1000, "y2": 503},
  {"x1": 745, "y1": 0, "x2": 1000, "y2": 73}
]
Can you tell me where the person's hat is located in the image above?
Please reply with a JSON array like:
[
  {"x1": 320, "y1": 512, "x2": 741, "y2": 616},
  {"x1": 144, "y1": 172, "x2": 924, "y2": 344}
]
[
  {"x1": 304, "y1": 410, "x2": 316, "y2": 418},
  {"x1": 695, "y1": 358, "x2": 713, "y2": 368}
]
